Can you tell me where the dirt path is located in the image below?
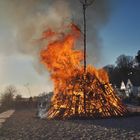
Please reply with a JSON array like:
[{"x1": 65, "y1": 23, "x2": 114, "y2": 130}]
[
  {"x1": 0, "y1": 110, "x2": 15, "y2": 128},
  {"x1": 0, "y1": 110, "x2": 140, "y2": 140}
]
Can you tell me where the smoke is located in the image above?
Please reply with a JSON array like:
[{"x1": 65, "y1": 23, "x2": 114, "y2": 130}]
[
  {"x1": 0, "y1": 0, "x2": 72, "y2": 74},
  {"x1": 0, "y1": 0, "x2": 111, "y2": 74},
  {"x1": 68, "y1": 0, "x2": 111, "y2": 65}
]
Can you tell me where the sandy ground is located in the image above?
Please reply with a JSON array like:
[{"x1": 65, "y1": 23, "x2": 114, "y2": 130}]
[
  {"x1": 0, "y1": 110, "x2": 15, "y2": 128},
  {"x1": 0, "y1": 110, "x2": 140, "y2": 140}
]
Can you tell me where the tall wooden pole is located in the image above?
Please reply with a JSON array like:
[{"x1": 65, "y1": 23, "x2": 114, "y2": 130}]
[
  {"x1": 80, "y1": 0, "x2": 95, "y2": 72},
  {"x1": 83, "y1": 0, "x2": 87, "y2": 72},
  {"x1": 83, "y1": 0, "x2": 87, "y2": 115},
  {"x1": 80, "y1": 0, "x2": 95, "y2": 115}
]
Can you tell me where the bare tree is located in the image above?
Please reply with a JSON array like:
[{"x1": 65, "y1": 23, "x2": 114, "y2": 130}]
[
  {"x1": 135, "y1": 50, "x2": 140, "y2": 67},
  {"x1": 0, "y1": 85, "x2": 17, "y2": 109},
  {"x1": 116, "y1": 55, "x2": 133, "y2": 69}
]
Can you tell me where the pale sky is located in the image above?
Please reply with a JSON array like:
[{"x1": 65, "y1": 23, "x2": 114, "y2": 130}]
[{"x1": 0, "y1": 0, "x2": 140, "y2": 97}]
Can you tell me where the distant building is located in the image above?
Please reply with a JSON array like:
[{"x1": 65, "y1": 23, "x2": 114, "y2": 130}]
[
  {"x1": 120, "y1": 79, "x2": 140, "y2": 97},
  {"x1": 120, "y1": 81, "x2": 126, "y2": 90}
]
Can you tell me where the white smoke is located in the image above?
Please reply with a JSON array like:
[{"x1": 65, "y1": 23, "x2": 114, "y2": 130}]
[
  {"x1": 0, "y1": 0, "x2": 111, "y2": 74},
  {"x1": 0, "y1": 0, "x2": 72, "y2": 74}
]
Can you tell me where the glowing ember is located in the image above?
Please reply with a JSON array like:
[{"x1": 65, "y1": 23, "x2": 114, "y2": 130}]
[{"x1": 40, "y1": 23, "x2": 127, "y2": 119}]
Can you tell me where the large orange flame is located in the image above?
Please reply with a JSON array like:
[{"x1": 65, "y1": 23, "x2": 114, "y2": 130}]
[{"x1": 40, "y1": 23, "x2": 127, "y2": 119}]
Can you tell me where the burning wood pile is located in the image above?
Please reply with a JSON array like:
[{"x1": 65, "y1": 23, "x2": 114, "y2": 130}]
[{"x1": 40, "y1": 23, "x2": 128, "y2": 119}]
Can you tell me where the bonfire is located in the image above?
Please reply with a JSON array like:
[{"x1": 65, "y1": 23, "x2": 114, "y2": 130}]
[{"x1": 39, "y1": 23, "x2": 128, "y2": 119}]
